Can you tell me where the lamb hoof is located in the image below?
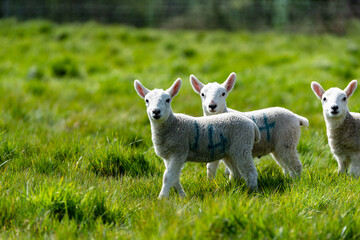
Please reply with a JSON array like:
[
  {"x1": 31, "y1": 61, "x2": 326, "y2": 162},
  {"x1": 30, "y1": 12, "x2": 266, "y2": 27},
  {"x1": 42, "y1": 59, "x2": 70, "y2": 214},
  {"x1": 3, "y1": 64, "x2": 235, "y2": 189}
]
[
  {"x1": 158, "y1": 194, "x2": 168, "y2": 199},
  {"x1": 248, "y1": 185, "x2": 258, "y2": 193},
  {"x1": 179, "y1": 192, "x2": 187, "y2": 198}
]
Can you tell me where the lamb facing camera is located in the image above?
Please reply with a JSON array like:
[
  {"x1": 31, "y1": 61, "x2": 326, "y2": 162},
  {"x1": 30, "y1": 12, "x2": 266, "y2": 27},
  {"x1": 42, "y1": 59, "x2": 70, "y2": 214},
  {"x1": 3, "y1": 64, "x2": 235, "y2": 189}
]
[
  {"x1": 311, "y1": 80, "x2": 360, "y2": 177},
  {"x1": 134, "y1": 78, "x2": 260, "y2": 198},
  {"x1": 190, "y1": 73, "x2": 308, "y2": 179}
]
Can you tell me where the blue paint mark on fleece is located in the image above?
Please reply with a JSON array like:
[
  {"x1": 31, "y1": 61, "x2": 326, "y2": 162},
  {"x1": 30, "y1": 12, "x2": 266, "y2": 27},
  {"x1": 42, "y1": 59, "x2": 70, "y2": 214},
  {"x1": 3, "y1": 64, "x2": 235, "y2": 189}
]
[
  {"x1": 252, "y1": 114, "x2": 275, "y2": 142},
  {"x1": 207, "y1": 124, "x2": 227, "y2": 159},
  {"x1": 191, "y1": 121, "x2": 200, "y2": 151}
]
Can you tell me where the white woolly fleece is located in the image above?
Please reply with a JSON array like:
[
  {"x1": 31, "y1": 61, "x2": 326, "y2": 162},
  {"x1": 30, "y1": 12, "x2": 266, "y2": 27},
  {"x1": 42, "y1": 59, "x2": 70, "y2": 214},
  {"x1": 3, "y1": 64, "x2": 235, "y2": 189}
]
[
  {"x1": 190, "y1": 73, "x2": 308, "y2": 179},
  {"x1": 135, "y1": 78, "x2": 260, "y2": 199},
  {"x1": 312, "y1": 80, "x2": 360, "y2": 177}
]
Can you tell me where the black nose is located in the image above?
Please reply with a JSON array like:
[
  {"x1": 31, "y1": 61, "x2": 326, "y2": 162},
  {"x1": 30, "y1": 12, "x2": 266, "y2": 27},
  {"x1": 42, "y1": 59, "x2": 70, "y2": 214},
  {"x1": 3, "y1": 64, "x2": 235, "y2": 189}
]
[
  {"x1": 331, "y1": 105, "x2": 339, "y2": 111},
  {"x1": 153, "y1": 109, "x2": 161, "y2": 115},
  {"x1": 209, "y1": 104, "x2": 217, "y2": 110}
]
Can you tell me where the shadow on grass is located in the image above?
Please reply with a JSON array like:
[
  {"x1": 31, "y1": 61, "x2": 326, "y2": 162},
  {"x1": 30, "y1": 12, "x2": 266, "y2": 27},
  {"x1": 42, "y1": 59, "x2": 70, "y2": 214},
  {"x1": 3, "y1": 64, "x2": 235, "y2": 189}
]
[
  {"x1": 154, "y1": 162, "x2": 295, "y2": 200},
  {"x1": 211, "y1": 168, "x2": 292, "y2": 198},
  {"x1": 257, "y1": 170, "x2": 292, "y2": 195},
  {"x1": 217, "y1": 164, "x2": 293, "y2": 196}
]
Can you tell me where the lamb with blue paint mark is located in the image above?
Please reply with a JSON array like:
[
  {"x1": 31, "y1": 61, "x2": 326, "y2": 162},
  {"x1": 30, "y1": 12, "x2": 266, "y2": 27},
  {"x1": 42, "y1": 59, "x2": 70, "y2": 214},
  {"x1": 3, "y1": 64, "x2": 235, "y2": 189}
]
[
  {"x1": 311, "y1": 80, "x2": 360, "y2": 177},
  {"x1": 190, "y1": 73, "x2": 309, "y2": 179},
  {"x1": 134, "y1": 78, "x2": 260, "y2": 198}
]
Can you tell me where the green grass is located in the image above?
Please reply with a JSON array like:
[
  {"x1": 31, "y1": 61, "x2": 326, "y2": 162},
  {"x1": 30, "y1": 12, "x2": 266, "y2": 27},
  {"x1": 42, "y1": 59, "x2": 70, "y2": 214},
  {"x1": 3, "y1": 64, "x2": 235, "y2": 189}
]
[{"x1": 1, "y1": 18, "x2": 360, "y2": 239}]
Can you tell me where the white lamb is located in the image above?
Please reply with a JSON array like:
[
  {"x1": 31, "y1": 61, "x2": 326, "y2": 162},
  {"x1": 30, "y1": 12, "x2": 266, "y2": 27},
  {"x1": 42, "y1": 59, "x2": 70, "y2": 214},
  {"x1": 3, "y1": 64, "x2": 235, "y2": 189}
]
[
  {"x1": 311, "y1": 80, "x2": 360, "y2": 177},
  {"x1": 134, "y1": 78, "x2": 261, "y2": 198},
  {"x1": 190, "y1": 72, "x2": 309, "y2": 179}
]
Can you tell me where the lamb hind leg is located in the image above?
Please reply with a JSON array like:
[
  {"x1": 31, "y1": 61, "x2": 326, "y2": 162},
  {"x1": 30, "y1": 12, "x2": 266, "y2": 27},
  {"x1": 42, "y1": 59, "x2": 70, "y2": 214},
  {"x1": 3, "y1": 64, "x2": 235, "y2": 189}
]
[
  {"x1": 272, "y1": 147, "x2": 302, "y2": 178},
  {"x1": 225, "y1": 152, "x2": 258, "y2": 192},
  {"x1": 237, "y1": 155, "x2": 258, "y2": 192}
]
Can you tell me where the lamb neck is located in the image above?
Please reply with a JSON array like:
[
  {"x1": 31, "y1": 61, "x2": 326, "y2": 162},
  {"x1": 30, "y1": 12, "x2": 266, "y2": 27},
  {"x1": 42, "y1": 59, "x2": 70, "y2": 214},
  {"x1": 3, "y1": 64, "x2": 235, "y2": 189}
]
[
  {"x1": 326, "y1": 111, "x2": 360, "y2": 154},
  {"x1": 325, "y1": 111, "x2": 349, "y2": 133},
  {"x1": 150, "y1": 112, "x2": 178, "y2": 146}
]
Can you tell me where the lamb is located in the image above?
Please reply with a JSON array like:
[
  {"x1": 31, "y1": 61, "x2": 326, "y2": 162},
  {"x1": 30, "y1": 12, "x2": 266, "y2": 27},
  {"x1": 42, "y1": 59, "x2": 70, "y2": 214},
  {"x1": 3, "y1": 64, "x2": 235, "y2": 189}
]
[
  {"x1": 190, "y1": 72, "x2": 309, "y2": 179},
  {"x1": 311, "y1": 80, "x2": 360, "y2": 177},
  {"x1": 134, "y1": 78, "x2": 261, "y2": 198}
]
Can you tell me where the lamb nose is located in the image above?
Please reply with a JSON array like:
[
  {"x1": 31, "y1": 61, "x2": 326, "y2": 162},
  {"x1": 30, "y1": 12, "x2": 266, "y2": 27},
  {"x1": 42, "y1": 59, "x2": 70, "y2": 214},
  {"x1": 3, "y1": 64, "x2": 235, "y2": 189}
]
[
  {"x1": 331, "y1": 105, "x2": 338, "y2": 110},
  {"x1": 209, "y1": 104, "x2": 217, "y2": 110},
  {"x1": 153, "y1": 109, "x2": 161, "y2": 115}
]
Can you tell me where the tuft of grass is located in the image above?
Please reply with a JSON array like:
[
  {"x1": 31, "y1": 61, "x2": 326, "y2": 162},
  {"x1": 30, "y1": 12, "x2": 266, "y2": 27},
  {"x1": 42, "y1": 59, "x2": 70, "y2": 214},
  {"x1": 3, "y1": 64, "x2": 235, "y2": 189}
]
[
  {"x1": 50, "y1": 56, "x2": 80, "y2": 78},
  {"x1": 26, "y1": 180, "x2": 128, "y2": 226},
  {"x1": 88, "y1": 138, "x2": 159, "y2": 178}
]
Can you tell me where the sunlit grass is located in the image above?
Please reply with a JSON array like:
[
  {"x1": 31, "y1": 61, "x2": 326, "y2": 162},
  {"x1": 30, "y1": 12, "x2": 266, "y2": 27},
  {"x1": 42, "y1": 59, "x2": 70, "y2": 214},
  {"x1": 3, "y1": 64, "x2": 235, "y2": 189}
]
[{"x1": 1, "y1": 18, "x2": 360, "y2": 239}]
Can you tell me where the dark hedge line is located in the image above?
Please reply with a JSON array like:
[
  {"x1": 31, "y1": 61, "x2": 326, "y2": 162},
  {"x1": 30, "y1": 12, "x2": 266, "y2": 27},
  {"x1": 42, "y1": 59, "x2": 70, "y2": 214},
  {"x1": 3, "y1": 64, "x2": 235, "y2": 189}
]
[{"x1": 2, "y1": 0, "x2": 360, "y2": 33}]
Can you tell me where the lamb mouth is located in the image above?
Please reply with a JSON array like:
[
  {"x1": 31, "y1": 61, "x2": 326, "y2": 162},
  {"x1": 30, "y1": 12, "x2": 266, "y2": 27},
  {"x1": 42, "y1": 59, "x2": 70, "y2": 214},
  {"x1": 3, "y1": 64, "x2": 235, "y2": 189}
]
[
  {"x1": 152, "y1": 115, "x2": 161, "y2": 120},
  {"x1": 209, "y1": 109, "x2": 217, "y2": 113},
  {"x1": 330, "y1": 110, "x2": 339, "y2": 115}
]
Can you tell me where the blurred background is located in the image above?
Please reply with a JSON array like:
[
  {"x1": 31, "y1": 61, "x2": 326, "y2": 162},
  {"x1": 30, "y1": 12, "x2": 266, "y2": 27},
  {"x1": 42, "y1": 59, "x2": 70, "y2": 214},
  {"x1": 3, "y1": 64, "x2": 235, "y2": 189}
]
[{"x1": 2, "y1": 0, "x2": 360, "y2": 34}]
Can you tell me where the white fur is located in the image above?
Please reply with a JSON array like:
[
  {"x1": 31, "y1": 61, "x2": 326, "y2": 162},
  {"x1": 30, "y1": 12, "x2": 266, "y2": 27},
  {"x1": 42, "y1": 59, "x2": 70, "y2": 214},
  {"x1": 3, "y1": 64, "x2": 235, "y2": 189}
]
[
  {"x1": 190, "y1": 73, "x2": 308, "y2": 178},
  {"x1": 134, "y1": 78, "x2": 260, "y2": 198},
  {"x1": 311, "y1": 80, "x2": 360, "y2": 177}
]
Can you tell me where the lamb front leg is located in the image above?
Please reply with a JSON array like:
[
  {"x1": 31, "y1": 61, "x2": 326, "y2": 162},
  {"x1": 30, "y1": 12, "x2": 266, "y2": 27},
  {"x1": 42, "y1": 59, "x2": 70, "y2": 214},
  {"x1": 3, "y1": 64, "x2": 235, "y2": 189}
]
[
  {"x1": 224, "y1": 166, "x2": 230, "y2": 178},
  {"x1": 207, "y1": 161, "x2": 220, "y2": 179},
  {"x1": 173, "y1": 180, "x2": 186, "y2": 197},
  {"x1": 158, "y1": 156, "x2": 186, "y2": 199},
  {"x1": 349, "y1": 154, "x2": 360, "y2": 178},
  {"x1": 334, "y1": 155, "x2": 347, "y2": 174}
]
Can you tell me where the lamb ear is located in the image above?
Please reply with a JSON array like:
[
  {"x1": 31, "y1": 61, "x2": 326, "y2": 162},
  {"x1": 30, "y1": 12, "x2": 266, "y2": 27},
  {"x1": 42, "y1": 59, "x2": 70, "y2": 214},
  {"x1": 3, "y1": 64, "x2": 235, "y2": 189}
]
[
  {"x1": 222, "y1": 72, "x2": 236, "y2": 93},
  {"x1": 167, "y1": 78, "x2": 182, "y2": 99},
  {"x1": 344, "y1": 80, "x2": 357, "y2": 98},
  {"x1": 311, "y1": 81, "x2": 325, "y2": 100},
  {"x1": 189, "y1": 74, "x2": 204, "y2": 94},
  {"x1": 134, "y1": 80, "x2": 150, "y2": 99}
]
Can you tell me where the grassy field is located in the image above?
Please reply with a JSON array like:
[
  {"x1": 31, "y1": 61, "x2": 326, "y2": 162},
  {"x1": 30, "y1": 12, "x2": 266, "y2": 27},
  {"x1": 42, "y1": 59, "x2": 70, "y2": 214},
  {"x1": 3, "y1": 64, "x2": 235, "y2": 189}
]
[{"x1": 1, "y1": 18, "x2": 360, "y2": 239}]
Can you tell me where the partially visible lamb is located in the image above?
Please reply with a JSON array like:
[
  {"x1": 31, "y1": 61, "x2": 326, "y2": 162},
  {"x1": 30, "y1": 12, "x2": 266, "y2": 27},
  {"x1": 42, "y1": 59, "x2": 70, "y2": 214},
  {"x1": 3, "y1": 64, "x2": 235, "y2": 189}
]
[
  {"x1": 190, "y1": 73, "x2": 308, "y2": 179},
  {"x1": 134, "y1": 78, "x2": 260, "y2": 198},
  {"x1": 311, "y1": 80, "x2": 360, "y2": 177}
]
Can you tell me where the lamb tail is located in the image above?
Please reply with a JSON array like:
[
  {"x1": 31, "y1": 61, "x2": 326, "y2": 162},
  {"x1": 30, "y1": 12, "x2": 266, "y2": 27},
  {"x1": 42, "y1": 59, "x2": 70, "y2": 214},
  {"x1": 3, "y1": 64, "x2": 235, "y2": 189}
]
[{"x1": 296, "y1": 114, "x2": 309, "y2": 127}]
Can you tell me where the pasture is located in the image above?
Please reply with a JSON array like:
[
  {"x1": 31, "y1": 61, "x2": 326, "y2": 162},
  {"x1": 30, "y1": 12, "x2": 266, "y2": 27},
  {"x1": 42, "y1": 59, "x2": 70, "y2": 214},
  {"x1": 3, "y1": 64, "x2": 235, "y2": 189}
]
[{"x1": 1, "y1": 18, "x2": 360, "y2": 239}]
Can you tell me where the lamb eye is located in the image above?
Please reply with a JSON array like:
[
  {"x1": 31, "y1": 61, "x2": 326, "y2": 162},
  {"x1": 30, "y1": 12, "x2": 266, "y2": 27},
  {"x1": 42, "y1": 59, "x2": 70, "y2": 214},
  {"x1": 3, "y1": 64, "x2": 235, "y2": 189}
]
[
  {"x1": 166, "y1": 98, "x2": 170, "y2": 103},
  {"x1": 145, "y1": 99, "x2": 149, "y2": 103},
  {"x1": 342, "y1": 97, "x2": 347, "y2": 101},
  {"x1": 323, "y1": 97, "x2": 327, "y2": 102},
  {"x1": 201, "y1": 93, "x2": 205, "y2": 97},
  {"x1": 221, "y1": 92, "x2": 225, "y2": 97}
]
